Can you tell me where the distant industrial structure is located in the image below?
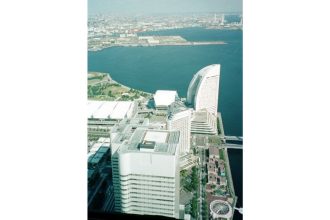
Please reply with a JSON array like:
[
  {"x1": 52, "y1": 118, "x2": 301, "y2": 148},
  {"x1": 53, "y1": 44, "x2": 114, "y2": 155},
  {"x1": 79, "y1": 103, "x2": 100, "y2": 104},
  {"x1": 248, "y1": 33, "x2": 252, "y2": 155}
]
[
  {"x1": 221, "y1": 14, "x2": 225, "y2": 26},
  {"x1": 88, "y1": 13, "x2": 242, "y2": 51}
]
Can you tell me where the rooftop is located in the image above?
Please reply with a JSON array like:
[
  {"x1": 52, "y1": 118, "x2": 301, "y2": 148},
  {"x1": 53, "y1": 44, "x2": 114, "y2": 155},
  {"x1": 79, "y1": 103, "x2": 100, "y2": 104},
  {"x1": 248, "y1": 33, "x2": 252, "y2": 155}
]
[
  {"x1": 209, "y1": 146, "x2": 220, "y2": 157},
  {"x1": 88, "y1": 101, "x2": 135, "y2": 120},
  {"x1": 89, "y1": 137, "x2": 110, "y2": 154},
  {"x1": 113, "y1": 126, "x2": 179, "y2": 155},
  {"x1": 154, "y1": 90, "x2": 178, "y2": 107},
  {"x1": 197, "y1": 64, "x2": 220, "y2": 77},
  {"x1": 168, "y1": 101, "x2": 191, "y2": 119},
  {"x1": 191, "y1": 110, "x2": 209, "y2": 121},
  {"x1": 149, "y1": 114, "x2": 167, "y2": 124},
  {"x1": 144, "y1": 131, "x2": 169, "y2": 143}
]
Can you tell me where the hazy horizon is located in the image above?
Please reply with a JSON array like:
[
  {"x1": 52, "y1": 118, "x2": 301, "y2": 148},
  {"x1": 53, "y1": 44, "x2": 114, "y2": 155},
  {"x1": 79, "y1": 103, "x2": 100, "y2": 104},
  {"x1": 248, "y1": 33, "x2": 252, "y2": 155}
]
[{"x1": 88, "y1": 0, "x2": 242, "y2": 15}]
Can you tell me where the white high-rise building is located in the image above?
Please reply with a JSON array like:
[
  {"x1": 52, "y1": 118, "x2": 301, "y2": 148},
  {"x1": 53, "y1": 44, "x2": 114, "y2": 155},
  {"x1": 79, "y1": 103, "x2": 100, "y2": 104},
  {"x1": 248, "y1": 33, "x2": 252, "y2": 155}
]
[
  {"x1": 167, "y1": 105, "x2": 192, "y2": 155},
  {"x1": 111, "y1": 121, "x2": 180, "y2": 219},
  {"x1": 190, "y1": 110, "x2": 217, "y2": 135},
  {"x1": 187, "y1": 64, "x2": 220, "y2": 116}
]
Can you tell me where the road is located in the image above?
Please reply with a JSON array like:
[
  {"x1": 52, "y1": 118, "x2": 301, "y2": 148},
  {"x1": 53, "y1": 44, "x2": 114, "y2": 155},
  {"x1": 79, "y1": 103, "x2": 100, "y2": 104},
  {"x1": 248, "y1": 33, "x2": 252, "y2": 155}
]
[
  {"x1": 198, "y1": 147, "x2": 207, "y2": 220},
  {"x1": 224, "y1": 136, "x2": 243, "y2": 142},
  {"x1": 224, "y1": 143, "x2": 243, "y2": 149}
]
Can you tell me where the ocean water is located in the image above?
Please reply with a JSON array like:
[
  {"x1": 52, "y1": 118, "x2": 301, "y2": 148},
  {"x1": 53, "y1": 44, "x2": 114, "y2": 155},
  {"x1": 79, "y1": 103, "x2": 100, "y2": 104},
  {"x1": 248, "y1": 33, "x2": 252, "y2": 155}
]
[
  {"x1": 228, "y1": 149, "x2": 243, "y2": 220},
  {"x1": 88, "y1": 28, "x2": 242, "y2": 136},
  {"x1": 88, "y1": 27, "x2": 243, "y2": 219}
]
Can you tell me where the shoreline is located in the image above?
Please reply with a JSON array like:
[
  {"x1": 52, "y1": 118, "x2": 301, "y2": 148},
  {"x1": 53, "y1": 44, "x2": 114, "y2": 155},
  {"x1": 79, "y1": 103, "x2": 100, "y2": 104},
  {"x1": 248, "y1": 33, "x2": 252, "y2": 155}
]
[
  {"x1": 88, "y1": 41, "x2": 227, "y2": 52},
  {"x1": 110, "y1": 76, "x2": 153, "y2": 96},
  {"x1": 88, "y1": 72, "x2": 153, "y2": 99}
]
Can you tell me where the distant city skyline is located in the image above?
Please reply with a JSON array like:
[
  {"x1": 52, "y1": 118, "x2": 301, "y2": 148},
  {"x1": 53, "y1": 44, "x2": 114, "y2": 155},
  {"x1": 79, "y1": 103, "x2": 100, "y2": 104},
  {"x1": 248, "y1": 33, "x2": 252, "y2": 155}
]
[{"x1": 88, "y1": 0, "x2": 242, "y2": 15}]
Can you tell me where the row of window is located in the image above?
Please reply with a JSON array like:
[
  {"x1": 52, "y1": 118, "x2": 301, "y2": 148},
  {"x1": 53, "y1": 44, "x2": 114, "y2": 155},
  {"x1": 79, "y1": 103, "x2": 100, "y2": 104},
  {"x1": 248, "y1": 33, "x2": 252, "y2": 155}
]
[
  {"x1": 120, "y1": 199, "x2": 174, "y2": 206},
  {"x1": 119, "y1": 178, "x2": 174, "y2": 184},
  {"x1": 119, "y1": 193, "x2": 174, "y2": 200},
  {"x1": 128, "y1": 209, "x2": 173, "y2": 217},
  {"x1": 121, "y1": 204, "x2": 174, "y2": 211},
  {"x1": 117, "y1": 190, "x2": 172, "y2": 195},
  {"x1": 129, "y1": 195, "x2": 174, "y2": 202},
  {"x1": 118, "y1": 191, "x2": 174, "y2": 198},
  {"x1": 122, "y1": 187, "x2": 174, "y2": 193},
  {"x1": 120, "y1": 174, "x2": 174, "y2": 179},
  {"x1": 119, "y1": 182, "x2": 174, "y2": 189}
]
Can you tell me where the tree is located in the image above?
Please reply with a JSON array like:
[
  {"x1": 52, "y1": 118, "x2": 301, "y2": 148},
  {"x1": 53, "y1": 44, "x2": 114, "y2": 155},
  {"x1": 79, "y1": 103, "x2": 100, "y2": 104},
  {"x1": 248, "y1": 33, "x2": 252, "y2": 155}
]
[
  {"x1": 191, "y1": 196, "x2": 198, "y2": 218},
  {"x1": 202, "y1": 177, "x2": 207, "y2": 185},
  {"x1": 191, "y1": 166, "x2": 199, "y2": 190},
  {"x1": 202, "y1": 201, "x2": 208, "y2": 219},
  {"x1": 217, "y1": 117, "x2": 221, "y2": 134},
  {"x1": 88, "y1": 86, "x2": 94, "y2": 96},
  {"x1": 180, "y1": 170, "x2": 188, "y2": 177}
]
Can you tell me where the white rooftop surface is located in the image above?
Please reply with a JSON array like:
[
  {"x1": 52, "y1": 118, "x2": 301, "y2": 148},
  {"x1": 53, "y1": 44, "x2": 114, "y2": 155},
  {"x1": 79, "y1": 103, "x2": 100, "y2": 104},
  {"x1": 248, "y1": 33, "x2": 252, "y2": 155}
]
[
  {"x1": 154, "y1": 90, "x2": 178, "y2": 107},
  {"x1": 98, "y1": 137, "x2": 111, "y2": 143},
  {"x1": 93, "y1": 102, "x2": 117, "y2": 119},
  {"x1": 88, "y1": 101, "x2": 134, "y2": 120},
  {"x1": 89, "y1": 142, "x2": 103, "y2": 153},
  {"x1": 144, "y1": 131, "x2": 169, "y2": 143},
  {"x1": 110, "y1": 101, "x2": 133, "y2": 119},
  {"x1": 198, "y1": 64, "x2": 220, "y2": 77},
  {"x1": 89, "y1": 137, "x2": 111, "y2": 154},
  {"x1": 87, "y1": 101, "x2": 104, "y2": 118}
]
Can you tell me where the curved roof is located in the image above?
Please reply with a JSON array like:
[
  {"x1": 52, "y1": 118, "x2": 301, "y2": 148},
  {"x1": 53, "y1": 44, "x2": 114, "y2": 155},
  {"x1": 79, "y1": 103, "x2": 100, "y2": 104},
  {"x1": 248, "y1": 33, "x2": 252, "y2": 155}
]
[{"x1": 187, "y1": 64, "x2": 220, "y2": 115}]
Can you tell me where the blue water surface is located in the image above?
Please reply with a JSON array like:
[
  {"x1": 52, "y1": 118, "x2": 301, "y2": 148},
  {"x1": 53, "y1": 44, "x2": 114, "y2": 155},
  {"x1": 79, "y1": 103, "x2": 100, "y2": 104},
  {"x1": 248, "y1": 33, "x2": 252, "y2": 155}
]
[{"x1": 88, "y1": 28, "x2": 242, "y2": 136}]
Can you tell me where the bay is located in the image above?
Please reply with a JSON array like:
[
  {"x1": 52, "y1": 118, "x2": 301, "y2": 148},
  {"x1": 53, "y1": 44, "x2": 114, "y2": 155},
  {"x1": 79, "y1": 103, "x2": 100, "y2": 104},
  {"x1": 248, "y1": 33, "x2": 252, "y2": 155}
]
[
  {"x1": 88, "y1": 27, "x2": 243, "y2": 219},
  {"x1": 88, "y1": 28, "x2": 242, "y2": 136}
]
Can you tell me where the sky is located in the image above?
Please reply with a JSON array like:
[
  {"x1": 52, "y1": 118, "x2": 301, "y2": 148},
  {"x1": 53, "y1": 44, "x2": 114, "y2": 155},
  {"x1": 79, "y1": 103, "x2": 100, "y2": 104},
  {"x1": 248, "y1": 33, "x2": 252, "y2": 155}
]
[{"x1": 88, "y1": 0, "x2": 242, "y2": 15}]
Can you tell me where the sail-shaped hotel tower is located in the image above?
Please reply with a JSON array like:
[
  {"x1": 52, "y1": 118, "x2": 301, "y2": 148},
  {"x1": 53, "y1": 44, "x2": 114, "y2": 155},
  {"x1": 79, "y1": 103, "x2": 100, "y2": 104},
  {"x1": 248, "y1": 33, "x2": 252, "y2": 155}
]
[{"x1": 187, "y1": 64, "x2": 220, "y2": 134}]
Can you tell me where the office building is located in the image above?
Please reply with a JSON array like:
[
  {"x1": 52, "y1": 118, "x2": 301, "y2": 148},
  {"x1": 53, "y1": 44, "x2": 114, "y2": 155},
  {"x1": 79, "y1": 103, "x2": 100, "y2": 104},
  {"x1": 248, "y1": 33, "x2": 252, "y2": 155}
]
[
  {"x1": 88, "y1": 138, "x2": 114, "y2": 212},
  {"x1": 110, "y1": 120, "x2": 180, "y2": 218},
  {"x1": 167, "y1": 102, "x2": 192, "y2": 155}
]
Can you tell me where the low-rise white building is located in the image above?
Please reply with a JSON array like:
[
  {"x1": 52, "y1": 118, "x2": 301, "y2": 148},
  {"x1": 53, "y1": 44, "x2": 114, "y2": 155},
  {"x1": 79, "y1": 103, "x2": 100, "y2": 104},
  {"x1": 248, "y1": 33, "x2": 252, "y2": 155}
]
[
  {"x1": 88, "y1": 100, "x2": 137, "y2": 120},
  {"x1": 87, "y1": 101, "x2": 138, "y2": 138},
  {"x1": 154, "y1": 90, "x2": 179, "y2": 110}
]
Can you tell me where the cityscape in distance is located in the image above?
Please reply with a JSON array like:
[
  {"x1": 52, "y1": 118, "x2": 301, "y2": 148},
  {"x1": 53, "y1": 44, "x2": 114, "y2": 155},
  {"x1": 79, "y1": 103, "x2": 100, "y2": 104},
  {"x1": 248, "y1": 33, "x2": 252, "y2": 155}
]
[
  {"x1": 88, "y1": 1, "x2": 243, "y2": 220},
  {"x1": 88, "y1": 13, "x2": 242, "y2": 51}
]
